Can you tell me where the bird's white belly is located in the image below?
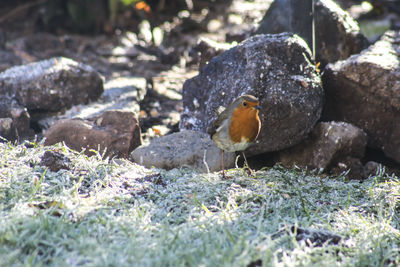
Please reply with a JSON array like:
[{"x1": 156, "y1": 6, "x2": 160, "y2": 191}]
[{"x1": 212, "y1": 134, "x2": 251, "y2": 152}]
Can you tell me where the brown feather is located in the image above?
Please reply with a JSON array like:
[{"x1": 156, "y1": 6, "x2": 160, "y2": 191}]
[{"x1": 209, "y1": 94, "x2": 260, "y2": 139}]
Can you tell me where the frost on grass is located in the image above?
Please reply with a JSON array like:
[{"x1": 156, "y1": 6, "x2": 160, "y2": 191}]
[{"x1": 0, "y1": 141, "x2": 399, "y2": 266}]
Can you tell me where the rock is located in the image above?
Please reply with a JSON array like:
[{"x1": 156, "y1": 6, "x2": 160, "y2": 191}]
[
  {"x1": 313, "y1": 0, "x2": 369, "y2": 65},
  {"x1": 40, "y1": 151, "x2": 71, "y2": 172},
  {"x1": 0, "y1": 118, "x2": 17, "y2": 142},
  {"x1": 255, "y1": 0, "x2": 314, "y2": 49},
  {"x1": 130, "y1": 130, "x2": 236, "y2": 172},
  {"x1": 363, "y1": 161, "x2": 380, "y2": 177},
  {"x1": 330, "y1": 157, "x2": 365, "y2": 179},
  {"x1": 44, "y1": 110, "x2": 141, "y2": 158},
  {"x1": 322, "y1": 31, "x2": 400, "y2": 163},
  {"x1": 37, "y1": 76, "x2": 145, "y2": 130},
  {"x1": 278, "y1": 122, "x2": 368, "y2": 172},
  {"x1": 0, "y1": 96, "x2": 32, "y2": 139},
  {"x1": 291, "y1": 226, "x2": 342, "y2": 247},
  {"x1": 101, "y1": 76, "x2": 146, "y2": 112},
  {"x1": 255, "y1": 0, "x2": 369, "y2": 66},
  {"x1": 193, "y1": 38, "x2": 235, "y2": 69},
  {"x1": 180, "y1": 33, "x2": 323, "y2": 155},
  {"x1": 272, "y1": 225, "x2": 342, "y2": 246},
  {"x1": 331, "y1": 159, "x2": 381, "y2": 180},
  {"x1": 0, "y1": 57, "x2": 104, "y2": 112}
]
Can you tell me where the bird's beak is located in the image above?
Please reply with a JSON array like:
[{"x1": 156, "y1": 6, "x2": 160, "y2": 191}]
[{"x1": 255, "y1": 105, "x2": 261, "y2": 110}]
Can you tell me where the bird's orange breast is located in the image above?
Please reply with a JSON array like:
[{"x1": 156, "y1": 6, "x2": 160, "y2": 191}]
[{"x1": 228, "y1": 106, "x2": 260, "y2": 143}]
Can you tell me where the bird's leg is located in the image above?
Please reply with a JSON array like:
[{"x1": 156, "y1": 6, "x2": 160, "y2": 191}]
[
  {"x1": 221, "y1": 150, "x2": 227, "y2": 178},
  {"x1": 242, "y1": 151, "x2": 254, "y2": 176}
]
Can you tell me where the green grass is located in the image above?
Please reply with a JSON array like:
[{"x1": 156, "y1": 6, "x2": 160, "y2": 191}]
[{"x1": 0, "y1": 141, "x2": 399, "y2": 266}]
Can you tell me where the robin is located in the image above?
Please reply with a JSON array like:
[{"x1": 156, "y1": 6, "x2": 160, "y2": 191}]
[{"x1": 209, "y1": 94, "x2": 261, "y2": 178}]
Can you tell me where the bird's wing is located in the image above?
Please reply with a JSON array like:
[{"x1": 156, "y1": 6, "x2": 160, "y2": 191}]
[{"x1": 208, "y1": 108, "x2": 229, "y2": 137}]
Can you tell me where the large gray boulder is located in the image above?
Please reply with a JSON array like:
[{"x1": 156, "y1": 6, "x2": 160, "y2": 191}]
[
  {"x1": 322, "y1": 31, "x2": 400, "y2": 163},
  {"x1": 180, "y1": 33, "x2": 324, "y2": 155}
]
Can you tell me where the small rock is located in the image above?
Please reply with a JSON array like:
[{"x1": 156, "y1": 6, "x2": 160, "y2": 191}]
[
  {"x1": 0, "y1": 57, "x2": 104, "y2": 113},
  {"x1": 0, "y1": 96, "x2": 32, "y2": 139},
  {"x1": 0, "y1": 118, "x2": 17, "y2": 141},
  {"x1": 291, "y1": 226, "x2": 342, "y2": 247},
  {"x1": 37, "y1": 76, "x2": 144, "y2": 131},
  {"x1": 255, "y1": 0, "x2": 369, "y2": 66},
  {"x1": 322, "y1": 31, "x2": 400, "y2": 163},
  {"x1": 44, "y1": 110, "x2": 141, "y2": 158},
  {"x1": 330, "y1": 157, "x2": 365, "y2": 179},
  {"x1": 193, "y1": 38, "x2": 234, "y2": 69},
  {"x1": 130, "y1": 130, "x2": 235, "y2": 172},
  {"x1": 103, "y1": 76, "x2": 147, "y2": 105},
  {"x1": 279, "y1": 122, "x2": 367, "y2": 172},
  {"x1": 181, "y1": 33, "x2": 323, "y2": 156},
  {"x1": 142, "y1": 173, "x2": 166, "y2": 186},
  {"x1": 40, "y1": 151, "x2": 71, "y2": 172},
  {"x1": 247, "y1": 259, "x2": 262, "y2": 267},
  {"x1": 363, "y1": 161, "x2": 380, "y2": 177}
]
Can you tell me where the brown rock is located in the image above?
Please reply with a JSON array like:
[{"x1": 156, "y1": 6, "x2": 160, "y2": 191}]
[
  {"x1": 322, "y1": 31, "x2": 400, "y2": 163},
  {"x1": 180, "y1": 33, "x2": 323, "y2": 156},
  {"x1": 44, "y1": 110, "x2": 141, "y2": 158},
  {"x1": 279, "y1": 122, "x2": 367, "y2": 172}
]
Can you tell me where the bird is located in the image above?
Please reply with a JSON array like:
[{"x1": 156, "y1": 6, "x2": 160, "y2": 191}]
[{"x1": 208, "y1": 94, "x2": 261, "y2": 178}]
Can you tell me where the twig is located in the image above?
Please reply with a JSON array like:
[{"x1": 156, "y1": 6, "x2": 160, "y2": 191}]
[{"x1": 203, "y1": 149, "x2": 210, "y2": 174}]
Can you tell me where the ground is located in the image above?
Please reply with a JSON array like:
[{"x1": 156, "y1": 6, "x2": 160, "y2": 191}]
[
  {"x1": 1, "y1": 0, "x2": 400, "y2": 266},
  {"x1": 0, "y1": 141, "x2": 399, "y2": 266}
]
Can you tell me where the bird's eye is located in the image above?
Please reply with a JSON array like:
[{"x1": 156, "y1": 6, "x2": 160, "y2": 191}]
[{"x1": 242, "y1": 102, "x2": 247, "y2": 107}]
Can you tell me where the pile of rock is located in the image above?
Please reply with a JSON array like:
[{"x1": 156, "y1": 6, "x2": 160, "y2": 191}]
[{"x1": 0, "y1": 57, "x2": 143, "y2": 158}]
